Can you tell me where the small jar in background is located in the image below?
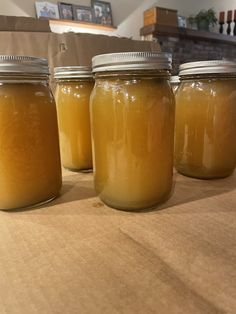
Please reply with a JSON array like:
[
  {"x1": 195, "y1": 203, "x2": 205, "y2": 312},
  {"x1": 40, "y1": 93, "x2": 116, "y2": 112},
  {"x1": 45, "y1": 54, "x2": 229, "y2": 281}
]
[
  {"x1": 90, "y1": 52, "x2": 175, "y2": 211},
  {"x1": 175, "y1": 60, "x2": 236, "y2": 179},
  {"x1": 54, "y1": 66, "x2": 94, "y2": 172},
  {"x1": 170, "y1": 75, "x2": 180, "y2": 93},
  {"x1": 0, "y1": 56, "x2": 62, "y2": 210}
]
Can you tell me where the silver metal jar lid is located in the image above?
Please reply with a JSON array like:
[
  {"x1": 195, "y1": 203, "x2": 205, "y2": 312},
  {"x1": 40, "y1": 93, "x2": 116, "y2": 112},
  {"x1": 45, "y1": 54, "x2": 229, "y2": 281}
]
[
  {"x1": 170, "y1": 76, "x2": 180, "y2": 83},
  {"x1": 92, "y1": 52, "x2": 172, "y2": 72},
  {"x1": 54, "y1": 66, "x2": 93, "y2": 79},
  {"x1": 179, "y1": 60, "x2": 236, "y2": 76},
  {"x1": 0, "y1": 55, "x2": 49, "y2": 75}
]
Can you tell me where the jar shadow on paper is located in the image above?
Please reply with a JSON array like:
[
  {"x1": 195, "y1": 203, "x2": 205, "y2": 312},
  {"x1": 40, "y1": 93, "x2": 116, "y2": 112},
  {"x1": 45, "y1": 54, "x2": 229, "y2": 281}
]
[
  {"x1": 5, "y1": 171, "x2": 235, "y2": 213},
  {"x1": 51, "y1": 181, "x2": 97, "y2": 207},
  {"x1": 51, "y1": 171, "x2": 236, "y2": 214},
  {"x1": 135, "y1": 171, "x2": 236, "y2": 214},
  {"x1": 5, "y1": 174, "x2": 97, "y2": 212}
]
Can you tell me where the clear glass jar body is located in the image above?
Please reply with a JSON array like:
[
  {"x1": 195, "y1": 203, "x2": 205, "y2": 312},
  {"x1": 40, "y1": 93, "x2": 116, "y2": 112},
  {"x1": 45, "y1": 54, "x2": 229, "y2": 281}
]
[
  {"x1": 0, "y1": 80, "x2": 62, "y2": 210},
  {"x1": 90, "y1": 71, "x2": 175, "y2": 210},
  {"x1": 175, "y1": 75, "x2": 236, "y2": 179},
  {"x1": 55, "y1": 79, "x2": 94, "y2": 171}
]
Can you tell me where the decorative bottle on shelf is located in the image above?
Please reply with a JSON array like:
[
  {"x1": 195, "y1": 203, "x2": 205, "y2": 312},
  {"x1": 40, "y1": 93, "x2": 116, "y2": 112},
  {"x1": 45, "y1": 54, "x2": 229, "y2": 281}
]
[
  {"x1": 219, "y1": 11, "x2": 225, "y2": 34},
  {"x1": 234, "y1": 10, "x2": 236, "y2": 35},
  {"x1": 227, "y1": 10, "x2": 232, "y2": 35}
]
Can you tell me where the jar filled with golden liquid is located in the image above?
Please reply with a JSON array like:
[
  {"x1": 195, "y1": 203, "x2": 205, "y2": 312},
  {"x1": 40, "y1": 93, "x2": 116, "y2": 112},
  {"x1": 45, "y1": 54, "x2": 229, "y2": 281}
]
[
  {"x1": 0, "y1": 56, "x2": 62, "y2": 210},
  {"x1": 175, "y1": 60, "x2": 236, "y2": 179},
  {"x1": 90, "y1": 52, "x2": 175, "y2": 211},
  {"x1": 54, "y1": 67, "x2": 94, "y2": 171}
]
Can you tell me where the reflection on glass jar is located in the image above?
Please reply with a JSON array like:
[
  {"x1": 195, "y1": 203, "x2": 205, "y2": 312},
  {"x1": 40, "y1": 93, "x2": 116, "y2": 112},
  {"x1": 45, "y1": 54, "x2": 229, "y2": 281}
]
[
  {"x1": 0, "y1": 56, "x2": 62, "y2": 210},
  {"x1": 90, "y1": 52, "x2": 175, "y2": 211},
  {"x1": 175, "y1": 60, "x2": 236, "y2": 179},
  {"x1": 54, "y1": 67, "x2": 94, "y2": 171}
]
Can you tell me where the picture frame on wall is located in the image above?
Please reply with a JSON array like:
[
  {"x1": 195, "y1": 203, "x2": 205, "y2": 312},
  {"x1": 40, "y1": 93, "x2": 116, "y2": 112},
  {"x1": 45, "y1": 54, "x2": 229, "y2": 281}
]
[
  {"x1": 91, "y1": 0, "x2": 113, "y2": 26},
  {"x1": 35, "y1": 1, "x2": 59, "y2": 19},
  {"x1": 58, "y1": 2, "x2": 74, "y2": 20},
  {"x1": 178, "y1": 16, "x2": 187, "y2": 28},
  {"x1": 73, "y1": 5, "x2": 93, "y2": 23}
]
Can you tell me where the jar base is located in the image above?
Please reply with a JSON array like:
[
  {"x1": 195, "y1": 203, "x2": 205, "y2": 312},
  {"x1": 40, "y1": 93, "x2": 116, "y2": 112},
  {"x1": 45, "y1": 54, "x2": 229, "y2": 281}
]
[
  {"x1": 176, "y1": 168, "x2": 234, "y2": 180},
  {"x1": 99, "y1": 193, "x2": 172, "y2": 212},
  {"x1": 63, "y1": 166, "x2": 93, "y2": 173},
  {"x1": 0, "y1": 195, "x2": 58, "y2": 212}
]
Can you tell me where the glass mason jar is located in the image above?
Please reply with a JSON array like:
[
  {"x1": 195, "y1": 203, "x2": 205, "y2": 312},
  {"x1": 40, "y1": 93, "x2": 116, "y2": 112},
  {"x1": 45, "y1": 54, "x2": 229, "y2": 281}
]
[
  {"x1": 54, "y1": 67, "x2": 94, "y2": 171},
  {"x1": 0, "y1": 56, "x2": 62, "y2": 210},
  {"x1": 90, "y1": 52, "x2": 175, "y2": 211},
  {"x1": 175, "y1": 60, "x2": 236, "y2": 179},
  {"x1": 170, "y1": 76, "x2": 180, "y2": 94}
]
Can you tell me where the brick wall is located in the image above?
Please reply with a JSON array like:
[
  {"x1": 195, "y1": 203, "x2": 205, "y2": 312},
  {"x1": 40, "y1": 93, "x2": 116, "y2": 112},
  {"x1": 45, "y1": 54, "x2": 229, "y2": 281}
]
[{"x1": 156, "y1": 36, "x2": 236, "y2": 74}]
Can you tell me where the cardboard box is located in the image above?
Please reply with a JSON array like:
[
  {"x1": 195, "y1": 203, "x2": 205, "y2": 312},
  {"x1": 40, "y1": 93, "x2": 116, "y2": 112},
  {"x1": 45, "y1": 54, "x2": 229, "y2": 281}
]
[
  {"x1": 144, "y1": 7, "x2": 178, "y2": 27},
  {"x1": 0, "y1": 31, "x2": 160, "y2": 91}
]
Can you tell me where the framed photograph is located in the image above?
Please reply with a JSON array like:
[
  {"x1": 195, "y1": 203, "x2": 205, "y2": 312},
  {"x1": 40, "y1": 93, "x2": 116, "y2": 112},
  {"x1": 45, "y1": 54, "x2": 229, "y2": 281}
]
[
  {"x1": 58, "y1": 2, "x2": 74, "y2": 20},
  {"x1": 73, "y1": 5, "x2": 92, "y2": 23},
  {"x1": 178, "y1": 16, "x2": 187, "y2": 28},
  {"x1": 35, "y1": 1, "x2": 59, "y2": 19},
  {"x1": 91, "y1": 0, "x2": 113, "y2": 26}
]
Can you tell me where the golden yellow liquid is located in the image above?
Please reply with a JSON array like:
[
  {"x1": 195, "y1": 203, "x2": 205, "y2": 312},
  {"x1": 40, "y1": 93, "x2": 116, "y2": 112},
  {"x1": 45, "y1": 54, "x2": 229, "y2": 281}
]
[
  {"x1": 55, "y1": 80, "x2": 94, "y2": 171},
  {"x1": 0, "y1": 83, "x2": 62, "y2": 210},
  {"x1": 175, "y1": 78, "x2": 236, "y2": 179},
  {"x1": 90, "y1": 75, "x2": 175, "y2": 210}
]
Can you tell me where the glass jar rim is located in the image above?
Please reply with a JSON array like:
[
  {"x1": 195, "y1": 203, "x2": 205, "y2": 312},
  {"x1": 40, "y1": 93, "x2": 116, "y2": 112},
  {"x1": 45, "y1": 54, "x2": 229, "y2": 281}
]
[
  {"x1": 0, "y1": 55, "x2": 49, "y2": 75},
  {"x1": 92, "y1": 52, "x2": 172, "y2": 73},
  {"x1": 179, "y1": 60, "x2": 236, "y2": 76}
]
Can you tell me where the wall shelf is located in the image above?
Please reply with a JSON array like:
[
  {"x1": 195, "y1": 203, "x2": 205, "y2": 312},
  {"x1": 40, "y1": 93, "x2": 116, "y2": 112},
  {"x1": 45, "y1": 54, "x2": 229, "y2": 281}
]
[
  {"x1": 140, "y1": 24, "x2": 236, "y2": 45},
  {"x1": 50, "y1": 19, "x2": 117, "y2": 32}
]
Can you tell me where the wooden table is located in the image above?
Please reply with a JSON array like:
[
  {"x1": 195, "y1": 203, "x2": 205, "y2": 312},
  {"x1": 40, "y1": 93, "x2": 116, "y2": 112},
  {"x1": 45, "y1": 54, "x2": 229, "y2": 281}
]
[{"x1": 0, "y1": 170, "x2": 235, "y2": 314}]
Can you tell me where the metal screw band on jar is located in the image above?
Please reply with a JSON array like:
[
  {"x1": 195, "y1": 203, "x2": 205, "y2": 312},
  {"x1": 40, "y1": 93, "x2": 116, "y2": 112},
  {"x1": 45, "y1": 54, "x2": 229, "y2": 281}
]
[
  {"x1": 179, "y1": 60, "x2": 236, "y2": 76},
  {"x1": 92, "y1": 52, "x2": 172, "y2": 72},
  {"x1": 170, "y1": 76, "x2": 180, "y2": 84},
  {"x1": 0, "y1": 55, "x2": 49, "y2": 75},
  {"x1": 54, "y1": 66, "x2": 93, "y2": 79}
]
